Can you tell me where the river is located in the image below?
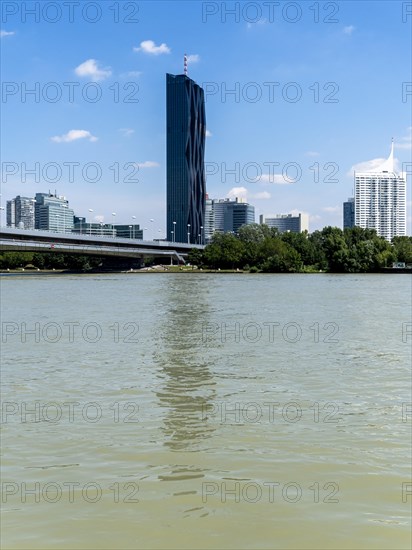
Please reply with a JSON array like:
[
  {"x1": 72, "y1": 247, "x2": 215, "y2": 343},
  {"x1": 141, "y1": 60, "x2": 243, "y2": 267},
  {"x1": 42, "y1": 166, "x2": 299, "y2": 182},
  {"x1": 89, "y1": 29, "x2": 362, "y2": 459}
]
[{"x1": 1, "y1": 273, "x2": 411, "y2": 549}]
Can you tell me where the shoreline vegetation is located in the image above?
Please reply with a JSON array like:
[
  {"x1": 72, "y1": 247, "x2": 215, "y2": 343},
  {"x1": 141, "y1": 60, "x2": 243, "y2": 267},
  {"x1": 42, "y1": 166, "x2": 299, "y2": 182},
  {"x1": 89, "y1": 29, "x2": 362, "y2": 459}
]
[{"x1": 1, "y1": 225, "x2": 411, "y2": 274}]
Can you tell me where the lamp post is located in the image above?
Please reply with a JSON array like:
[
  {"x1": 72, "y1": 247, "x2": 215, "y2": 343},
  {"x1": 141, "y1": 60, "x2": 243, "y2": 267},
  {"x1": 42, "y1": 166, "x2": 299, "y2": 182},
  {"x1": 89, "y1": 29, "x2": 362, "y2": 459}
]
[
  {"x1": 88, "y1": 209, "x2": 93, "y2": 236},
  {"x1": 61, "y1": 204, "x2": 68, "y2": 233},
  {"x1": 200, "y1": 225, "x2": 203, "y2": 245},
  {"x1": 0, "y1": 206, "x2": 4, "y2": 228},
  {"x1": 187, "y1": 223, "x2": 190, "y2": 244},
  {"x1": 111, "y1": 212, "x2": 116, "y2": 237},
  {"x1": 30, "y1": 199, "x2": 36, "y2": 230},
  {"x1": 129, "y1": 225, "x2": 132, "y2": 239},
  {"x1": 171, "y1": 230, "x2": 174, "y2": 242},
  {"x1": 132, "y1": 215, "x2": 136, "y2": 239},
  {"x1": 150, "y1": 218, "x2": 154, "y2": 240},
  {"x1": 172, "y1": 221, "x2": 176, "y2": 242}
]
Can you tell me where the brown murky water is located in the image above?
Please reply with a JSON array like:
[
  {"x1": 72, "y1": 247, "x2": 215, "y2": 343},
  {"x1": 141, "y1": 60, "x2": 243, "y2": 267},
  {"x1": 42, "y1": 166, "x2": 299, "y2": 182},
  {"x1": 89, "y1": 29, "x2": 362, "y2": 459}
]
[{"x1": 1, "y1": 273, "x2": 411, "y2": 549}]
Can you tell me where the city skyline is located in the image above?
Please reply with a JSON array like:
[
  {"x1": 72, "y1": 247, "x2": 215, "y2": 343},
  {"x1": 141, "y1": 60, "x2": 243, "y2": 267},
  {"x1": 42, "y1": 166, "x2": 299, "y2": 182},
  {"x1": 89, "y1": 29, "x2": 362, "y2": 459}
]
[{"x1": 1, "y1": 1, "x2": 411, "y2": 234}]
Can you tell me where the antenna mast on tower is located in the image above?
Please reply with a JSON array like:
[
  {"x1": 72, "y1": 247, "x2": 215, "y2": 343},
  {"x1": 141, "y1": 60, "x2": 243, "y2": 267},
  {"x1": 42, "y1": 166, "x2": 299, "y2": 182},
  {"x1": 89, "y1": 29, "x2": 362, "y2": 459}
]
[{"x1": 184, "y1": 53, "x2": 188, "y2": 76}]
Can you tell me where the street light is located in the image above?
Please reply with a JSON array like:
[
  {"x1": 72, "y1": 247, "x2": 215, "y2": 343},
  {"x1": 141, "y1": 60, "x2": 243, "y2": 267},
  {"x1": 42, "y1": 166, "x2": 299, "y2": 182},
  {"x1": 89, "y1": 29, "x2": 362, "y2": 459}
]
[
  {"x1": 171, "y1": 230, "x2": 174, "y2": 242},
  {"x1": 150, "y1": 218, "x2": 154, "y2": 240},
  {"x1": 88, "y1": 209, "x2": 93, "y2": 236},
  {"x1": 132, "y1": 215, "x2": 136, "y2": 239},
  {"x1": 200, "y1": 225, "x2": 203, "y2": 245},
  {"x1": 187, "y1": 223, "x2": 191, "y2": 244},
  {"x1": 61, "y1": 204, "x2": 69, "y2": 233},
  {"x1": 129, "y1": 225, "x2": 132, "y2": 239},
  {"x1": 172, "y1": 221, "x2": 176, "y2": 242},
  {"x1": 30, "y1": 199, "x2": 36, "y2": 230},
  {"x1": 112, "y1": 212, "x2": 116, "y2": 237},
  {"x1": 0, "y1": 206, "x2": 4, "y2": 228}
]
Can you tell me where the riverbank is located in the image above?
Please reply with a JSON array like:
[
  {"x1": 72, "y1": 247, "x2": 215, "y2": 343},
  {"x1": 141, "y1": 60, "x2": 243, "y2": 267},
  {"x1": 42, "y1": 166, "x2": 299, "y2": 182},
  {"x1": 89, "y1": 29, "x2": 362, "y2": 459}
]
[{"x1": 1, "y1": 265, "x2": 411, "y2": 275}]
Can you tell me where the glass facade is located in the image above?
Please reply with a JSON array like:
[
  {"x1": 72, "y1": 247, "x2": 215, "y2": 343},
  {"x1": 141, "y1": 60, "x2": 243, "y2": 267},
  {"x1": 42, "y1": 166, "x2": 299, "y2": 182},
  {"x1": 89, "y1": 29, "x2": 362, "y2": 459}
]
[
  {"x1": 166, "y1": 73, "x2": 206, "y2": 243},
  {"x1": 343, "y1": 198, "x2": 355, "y2": 229},
  {"x1": 260, "y1": 213, "x2": 309, "y2": 233},
  {"x1": 206, "y1": 198, "x2": 255, "y2": 239},
  {"x1": 35, "y1": 193, "x2": 74, "y2": 233}
]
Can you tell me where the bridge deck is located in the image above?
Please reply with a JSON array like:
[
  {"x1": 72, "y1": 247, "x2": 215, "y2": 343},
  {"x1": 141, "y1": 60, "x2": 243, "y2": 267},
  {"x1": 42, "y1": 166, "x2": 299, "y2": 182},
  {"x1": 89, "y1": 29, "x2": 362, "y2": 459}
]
[{"x1": 0, "y1": 228, "x2": 204, "y2": 261}]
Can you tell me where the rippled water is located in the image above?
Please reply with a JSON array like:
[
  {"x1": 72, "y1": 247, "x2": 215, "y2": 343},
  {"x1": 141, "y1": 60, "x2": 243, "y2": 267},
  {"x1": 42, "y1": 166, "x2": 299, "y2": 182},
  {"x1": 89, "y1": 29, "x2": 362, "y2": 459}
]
[{"x1": 1, "y1": 273, "x2": 411, "y2": 549}]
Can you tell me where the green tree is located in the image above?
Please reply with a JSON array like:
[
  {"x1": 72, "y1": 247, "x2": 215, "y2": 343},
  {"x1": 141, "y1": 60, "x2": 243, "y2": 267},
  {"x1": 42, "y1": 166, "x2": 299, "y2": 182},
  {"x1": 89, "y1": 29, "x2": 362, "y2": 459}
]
[
  {"x1": 0, "y1": 252, "x2": 34, "y2": 269},
  {"x1": 203, "y1": 232, "x2": 244, "y2": 269},
  {"x1": 392, "y1": 236, "x2": 412, "y2": 264},
  {"x1": 187, "y1": 248, "x2": 204, "y2": 267}
]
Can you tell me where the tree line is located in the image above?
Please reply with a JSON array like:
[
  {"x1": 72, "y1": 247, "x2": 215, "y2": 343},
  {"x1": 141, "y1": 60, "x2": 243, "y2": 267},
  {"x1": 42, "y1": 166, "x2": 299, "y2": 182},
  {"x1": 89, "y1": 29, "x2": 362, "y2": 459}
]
[
  {"x1": 0, "y1": 252, "x2": 103, "y2": 271},
  {"x1": 188, "y1": 225, "x2": 412, "y2": 272},
  {"x1": 0, "y1": 226, "x2": 411, "y2": 272}
]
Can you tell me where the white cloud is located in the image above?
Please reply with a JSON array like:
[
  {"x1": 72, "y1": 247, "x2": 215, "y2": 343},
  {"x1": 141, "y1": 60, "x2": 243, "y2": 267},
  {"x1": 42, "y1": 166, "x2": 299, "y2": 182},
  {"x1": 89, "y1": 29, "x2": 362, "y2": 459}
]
[
  {"x1": 227, "y1": 187, "x2": 248, "y2": 201},
  {"x1": 1, "y1": 30, "x2": 15, "y2": 37},
  {"x1": 250, "y1": 191, "x2": 271, "y2": 200},
  {"x1": 51, "y1": 130, "x2": 98, "y2": 143},
  {"x1": 259, "y1": 173, "x2": 294, "y2": 184},
  {"x1": 120, "y1": 71, "x2": 142, "y2": 78},
  {"x1": 394, "y1": 127, "x2": 412, "y2": 150},
  {"x1": 186, "y1": 54, "x2": 200, "y2": 64},
  {"x1": 134, "y1": 40, "x2": 170, "y2": 55},
  {"x1": 246, "y1": 19, "x2": 267, "y2": 29},
  {"x1": 205, "y1": 130, "x2": 212, "y2": 137},
  {"x1": 75, "y1": 59, "x2": 112, "y2": 81},
  {"x1": 343, "y1": 25, "x2": 355, "y2": 35},
  {"x1": 305, "y1": 151, "x2": 320, "y2": 157},
  {"x1": 347, "y1": 157, "x2": 400, "y2": 176},
  {"x1": 135, "y1": 161, "x2": 159, "y2": 169},
  {"x1": 119, "y1": 128, "x2": 135, "y2": 137}
]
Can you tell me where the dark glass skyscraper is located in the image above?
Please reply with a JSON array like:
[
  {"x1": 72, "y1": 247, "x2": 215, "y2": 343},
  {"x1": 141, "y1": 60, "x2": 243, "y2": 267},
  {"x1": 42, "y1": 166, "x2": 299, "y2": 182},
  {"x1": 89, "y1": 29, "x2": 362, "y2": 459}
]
[
  {"x1": 343, "y1": 197, "x2": 355, "y2": 229},
  {"x1": 166, "y1": 73, "x2": 206, "y2": 243}
]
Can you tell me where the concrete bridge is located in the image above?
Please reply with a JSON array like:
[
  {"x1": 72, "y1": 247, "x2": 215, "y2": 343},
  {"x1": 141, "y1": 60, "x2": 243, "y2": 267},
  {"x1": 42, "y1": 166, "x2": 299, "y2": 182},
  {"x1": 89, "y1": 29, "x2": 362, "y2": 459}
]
[{"x1": 0, "y1": 228, "x2": 205, "y2": 264}]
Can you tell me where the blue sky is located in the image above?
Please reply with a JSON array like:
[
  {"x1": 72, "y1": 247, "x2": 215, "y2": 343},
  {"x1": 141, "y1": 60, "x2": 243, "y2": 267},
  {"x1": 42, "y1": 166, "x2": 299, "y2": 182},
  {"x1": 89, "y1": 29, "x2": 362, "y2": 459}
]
[{"x1": 1, "y1": 0, "x2": 411, "y2": 235}]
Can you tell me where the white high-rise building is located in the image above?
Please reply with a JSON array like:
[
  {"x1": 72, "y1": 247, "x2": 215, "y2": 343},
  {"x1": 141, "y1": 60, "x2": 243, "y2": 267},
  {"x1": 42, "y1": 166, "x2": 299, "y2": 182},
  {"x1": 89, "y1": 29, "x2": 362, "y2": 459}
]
[{"x1": 354, "y1": 141, "x2": 406, "y2": 241}]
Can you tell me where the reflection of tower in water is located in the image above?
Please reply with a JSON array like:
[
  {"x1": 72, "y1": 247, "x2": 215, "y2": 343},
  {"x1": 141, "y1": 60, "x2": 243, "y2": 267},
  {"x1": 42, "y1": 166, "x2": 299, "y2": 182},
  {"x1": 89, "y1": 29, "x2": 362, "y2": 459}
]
[{"x1": 153, "y1": 276, "x2": 216, "y2": 452}]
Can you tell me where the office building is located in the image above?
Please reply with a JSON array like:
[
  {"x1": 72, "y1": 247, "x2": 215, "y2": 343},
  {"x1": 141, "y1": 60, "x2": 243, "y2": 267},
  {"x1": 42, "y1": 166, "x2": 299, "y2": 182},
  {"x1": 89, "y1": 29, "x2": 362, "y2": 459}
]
[
  {"x1": 113, "y1": 224, "x2": 143, "y2": 239},
  {"x1": 260, "y1": 213, "x2": 309, "y2": 233},
  {"x1": 72, "y1": 221, "x2": 144, "y2": 239},
  {"x1": 204, "y1": 195, "x2": 214, "y2": 243},
  {"x1": 35, "y1": 192, "x2": 74, "y2": 233},
  {"x1": 166, "y1": 71, "x2": 206, "y2": 243},
  {"x1": 354, "y1": 141, "x2": 406, "y2": 240},
  {"x1": 72, "y1": 221, "x2": 113, "y2": 236},
  {"x1": 205, "y1": 197, "x2": 255, "y2": 241},
  {"x1": 6, "y1": 196, "x2": 35, "y2": 229},
  {"x1": 343, "y1": 198, "x2": 355, "y2": 229}
]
